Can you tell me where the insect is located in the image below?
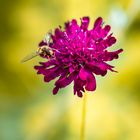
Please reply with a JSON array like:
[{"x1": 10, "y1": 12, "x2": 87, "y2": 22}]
[{"x1": 21, "y1": 30, "x2": 54, "y2": 63}]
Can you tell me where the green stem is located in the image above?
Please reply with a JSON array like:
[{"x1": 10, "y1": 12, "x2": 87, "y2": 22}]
[{"x1": 80, "y1": 93, "x2": 87, "y2": 140}]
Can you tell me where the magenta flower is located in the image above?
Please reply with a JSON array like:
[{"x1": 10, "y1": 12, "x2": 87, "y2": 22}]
[{"x1": 34, "y1": 17, "x2": 123, "y2": 97}]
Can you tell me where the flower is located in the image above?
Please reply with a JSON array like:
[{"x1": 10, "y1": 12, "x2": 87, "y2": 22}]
[{"x1": 34, "y1": 16, "x2": 123, "y2": 97}]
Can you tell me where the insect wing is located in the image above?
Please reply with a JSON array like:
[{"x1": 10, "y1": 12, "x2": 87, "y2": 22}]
[
  {"x1": 44, "y1": 30, "x2": 52, "y2": 44},
  {"x1": 21, "y1": 51, "x2": 39, "y2": 63}
]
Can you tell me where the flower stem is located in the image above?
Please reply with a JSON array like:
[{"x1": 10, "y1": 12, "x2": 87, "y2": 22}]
[{"x1": 80, "y1": 93, "x2": 87, "y2": 140}]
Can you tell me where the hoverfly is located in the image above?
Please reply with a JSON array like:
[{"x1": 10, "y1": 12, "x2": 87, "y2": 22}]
[{"x1": 21, "y1": 30, "x2": 54, "y2": 63}]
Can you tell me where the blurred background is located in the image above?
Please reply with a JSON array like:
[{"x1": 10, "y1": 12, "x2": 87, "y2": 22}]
[{"x1": 0, "y1": 0, "x2": 140, "y2": 140}]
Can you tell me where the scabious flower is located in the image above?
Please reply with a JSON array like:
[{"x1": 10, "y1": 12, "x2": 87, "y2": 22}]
[{"x1": 34, "y1": 16, "x2": 123, "y2": 97}]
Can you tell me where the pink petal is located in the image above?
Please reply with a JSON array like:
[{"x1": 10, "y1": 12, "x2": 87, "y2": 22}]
[
  {"x1": 79, "y1": 68, "x2": 96, "y2": 91},
  {"x1": 53, "y1": 86, "x2": 59, "y2": 95},
  {"x1": 94, "y1": 17, "x2": 103, "y2": 29},
  {"x1": 80, "y1": 16, "x2": 90, "y2": 30}
]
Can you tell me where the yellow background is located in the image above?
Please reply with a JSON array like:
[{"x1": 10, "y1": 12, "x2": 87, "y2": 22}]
[{"x1": 0, "y1": 0, "x2": 140, "y2": 140}]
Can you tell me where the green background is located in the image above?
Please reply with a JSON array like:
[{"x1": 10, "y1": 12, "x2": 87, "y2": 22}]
[{"x1": 0, "y1": 0, "x2": 140, "y2": 140}]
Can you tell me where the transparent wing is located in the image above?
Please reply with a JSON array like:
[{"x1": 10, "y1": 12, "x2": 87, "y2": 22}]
[
  {"x1": 21, "y1": 51, "x2": 39, "y2": 63},
  {"x1": 44, "y1": 30, "x2": 52, "y2": 44}
]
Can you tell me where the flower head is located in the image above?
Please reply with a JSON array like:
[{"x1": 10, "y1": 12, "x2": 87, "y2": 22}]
[{"x1": 34, "y1": 17, "x2": 123, "y2": 97}]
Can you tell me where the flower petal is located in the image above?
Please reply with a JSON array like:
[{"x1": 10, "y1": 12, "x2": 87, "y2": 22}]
[
  {"x1": 44, "y1": 67, "x2": 62, "y2": 82},
  {"x1": 93, "y1": 17, "x2": 103, "y2": 29},
  {"x1": 34, "y1": 65, "x2": 47, "y2": 75},
  {"x1": 65, "y1": 19, "x2": 79, "y2": 35},
  {"x1": 79, "y1": 67, "x2": 89, "y2": 81},
  {"x1": 80, "y1": 17, "x2": 90, "y2": 31},
  {"x1": 85, "y1": 62, "x2": 107, "y2": 76},
  {"x1": 53, "y1": 86, "x2": 59, "y2": 95},
  {"x1": 85, "y1": 73, "x2": 96, "y2": 91},
  {"x1": 103, "y1": 49, "x2": 123, "y2": 61},
  {"x1": 107, "y1": 36, "x2": 116, "y2": 46},
  {"x1": 85, "y1": 61, "x2": 116, "y2": 76},
  {"x1": 79, "y1": 68, "x2": 96, "y2": 91},
  {"x1": 74, "y1": 77, "x2": 85, "y2": 97},
  {"x1": 101, "y1": 25, "x2": 111, "y2": 38},
  {"x1": 54, "y1": 28, "x2": 63, "y2": 39},
  {"x1": 55, "y1": 72, "x2": 76, "y2": 88},
  {"x1": 98, "y1": 62, "x2": 116, "y2": 72},
  {"x1": 39, "y1": 59, "x2": 56, "y2": 68}
]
